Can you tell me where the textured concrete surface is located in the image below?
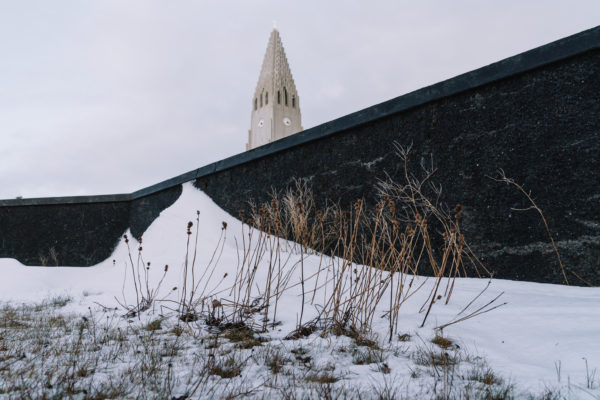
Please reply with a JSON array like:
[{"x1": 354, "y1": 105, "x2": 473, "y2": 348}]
[
  {"x1": 196, "y1": 48, "x2": 600, "y2": 285},
  {"x1": 0, "y1": 186, "x2": 181, "y2": 266},
  {"x1": 0, "y1": 27, "x2": 598, "y2": 283}
]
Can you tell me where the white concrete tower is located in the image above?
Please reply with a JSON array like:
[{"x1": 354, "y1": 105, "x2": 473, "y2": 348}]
[{"x1": 247, "y1": 28, "x2": 302, "y2": 150}]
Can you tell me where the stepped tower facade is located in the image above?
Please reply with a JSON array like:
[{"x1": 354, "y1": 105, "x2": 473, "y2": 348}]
[{"x1": 247, "y1": 28, "x2": 302, "y2": 150}]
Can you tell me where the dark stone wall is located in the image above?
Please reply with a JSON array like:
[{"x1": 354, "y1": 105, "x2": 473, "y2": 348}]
[
  {"x1": 196, "y1": 50, "x2": 600, "y2": 285},
  {"x1": 129, "y1": 185, "x2": 182, "y2": 240},
  {"x1": 0, "y1": 27, "x2": 598, "y2": 284},
  {"x1": 0, "y1": 201, "x2": 130, "y2": 266},
  {"x1": 0, "y1": 186, "x2": 182, "y2": 266}
]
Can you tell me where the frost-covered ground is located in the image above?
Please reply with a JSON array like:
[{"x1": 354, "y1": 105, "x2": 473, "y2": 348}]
[{"x1": 1, "y1": 183, "x2": 599, "y2": 399}]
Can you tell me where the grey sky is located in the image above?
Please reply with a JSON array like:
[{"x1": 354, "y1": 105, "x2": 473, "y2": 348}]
[{"x1": 1, "y1": 1, "x2": 599, "y2": 199}]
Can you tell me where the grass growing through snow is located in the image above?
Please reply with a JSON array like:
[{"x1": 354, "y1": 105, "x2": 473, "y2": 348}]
[
  {"x1": 0, "y1": 299, "x2": 523, "y2": 399},
  {"x1": 126, "y1": 146, "x2": 498, "y2": 346},
  {"x1": 1, "y1": 147, "x2": 595, "y2": 399},
  {"x1": 9, "y1": 297, "x2": 591, "y2": 399}
]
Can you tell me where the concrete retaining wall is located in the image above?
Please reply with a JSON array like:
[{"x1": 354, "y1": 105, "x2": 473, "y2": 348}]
[{"x1": 1, "y1": 26, "x2": 598, "y2": 284}]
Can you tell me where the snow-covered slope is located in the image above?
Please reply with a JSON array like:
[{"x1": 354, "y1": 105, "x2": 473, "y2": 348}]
[{"x1": 1, "y1": 183, "x2": 598, "y2": 397}]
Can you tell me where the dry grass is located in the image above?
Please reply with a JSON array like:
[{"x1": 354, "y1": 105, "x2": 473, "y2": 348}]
[
  {"x1": 1, "y1": 297, "x2": 589, "y2": 399},
  {"x1": 208, "y1": 145, "x2": 497, "y2": 344},
  {"x1": 304, "y1": 372, "x2": 340, "y2": 384},
  {"x1": 491, "y1": 169, "x2": 593, "y2": 287},
  {"x1": 352, "y1": 345, "x2": 386, "y2": 366},
  {"x1": 431, "y1": 334, "x2": 455, "y2": 350},
  {"x1": 106, "y1": 146, "x2": 503, "y2": 350},
  {"x1": 220, "y1": 322, "x2": 266, "y2": 349},
  {"x1": 5, "y1": 146, "x2": 585, "y2": 399},
  {"x1": 398, "y1": 333, "x2": 412, "y2": 342}
]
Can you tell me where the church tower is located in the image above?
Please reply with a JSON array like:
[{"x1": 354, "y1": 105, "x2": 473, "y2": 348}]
[{"x1": 247, "y1": 28, "x2": 302, "y2": 150}]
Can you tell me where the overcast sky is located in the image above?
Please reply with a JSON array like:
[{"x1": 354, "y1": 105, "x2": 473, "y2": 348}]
[{"x1": 1, "y1": 1, "x2": 599, "y2": 199}]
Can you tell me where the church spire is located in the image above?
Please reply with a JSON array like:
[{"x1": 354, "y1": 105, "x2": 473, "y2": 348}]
[{"x1": 247, "y1": 28, "x2": 302, "y2": 150}]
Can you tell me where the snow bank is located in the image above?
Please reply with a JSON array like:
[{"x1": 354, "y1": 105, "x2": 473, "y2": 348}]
[{"x1": 1, "y1": 182, "x2": 598, "y2": 395}]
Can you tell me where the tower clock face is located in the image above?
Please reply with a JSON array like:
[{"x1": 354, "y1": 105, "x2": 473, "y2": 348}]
[
  {"x1": 283, "y1": 117, "x2": 291, "y2": 126},
  {"x1": 258, "y1": 119, "x2": 264, "y2": 127}
]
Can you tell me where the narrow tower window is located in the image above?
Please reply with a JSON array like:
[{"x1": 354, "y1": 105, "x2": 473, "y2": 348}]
[
  {"x1": 260, "y1": 93, "x2": 263, "y2": 107},
  {"x1": 292, "y1": 95, "x2": 296, "y2": 108},
  {"x1": 254, "y1": 98, "x2": 257, "y2": 110},
  {"x1": 277, "y1": 91, "x2": 281, "y2": 104},
  {"x1": 284, "y1": 87, "x2": 288, "y2": 106},
  {"x1": 265, "y1": 92, "x2": 268, "y2": 105}
]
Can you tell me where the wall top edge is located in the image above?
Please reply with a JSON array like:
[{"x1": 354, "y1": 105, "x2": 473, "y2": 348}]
[
  {"x1": 2, "y1": 25, "x2": 598, "y2": 207},
  {"x1": 0, "y1": 193, "x2": 131, "y2": 207}
]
